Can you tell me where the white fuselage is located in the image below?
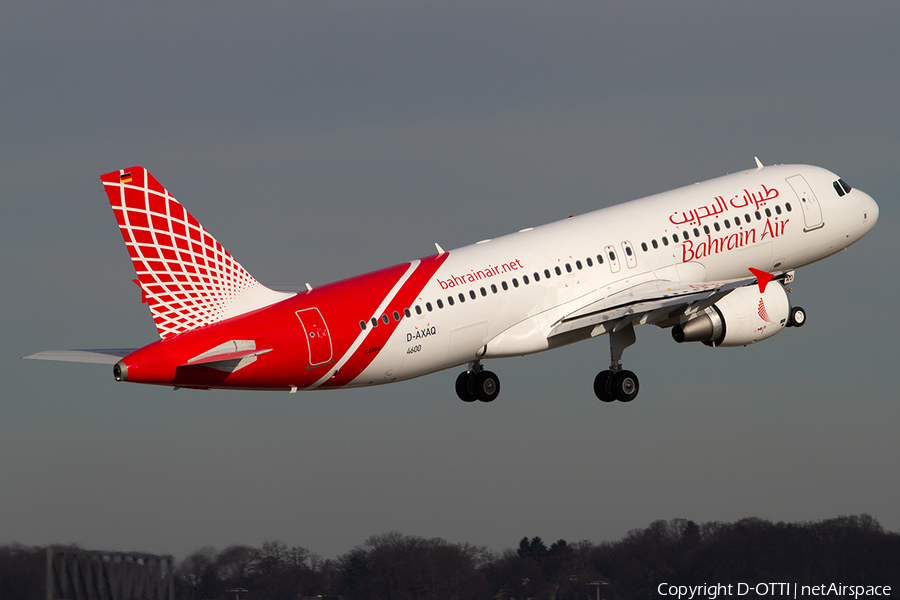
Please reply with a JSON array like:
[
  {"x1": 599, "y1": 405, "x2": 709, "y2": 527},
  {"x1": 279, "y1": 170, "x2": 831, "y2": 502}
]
[{"x1": 356, "y1": 164, "x2": 878, "y2": 385}]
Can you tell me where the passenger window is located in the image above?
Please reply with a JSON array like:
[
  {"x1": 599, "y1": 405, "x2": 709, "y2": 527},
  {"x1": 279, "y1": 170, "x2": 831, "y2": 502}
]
[
  {"x1": 576, "y1": 260, "x2": 583, "y2": 269},
  {"x1": 458, "y1": 293, "x2": 465, "y2": 303},
  {"x1": 512, "y1": 278, "x2": 519, "y2": 288},
  {"x1": 586, "y1": 257, "x2": 593, "y2": 267},
  {"x1": 415, "y1": 305, "x2": 423, "y2": 315},
  {"x1": 565, "y1": 263, "x2": 572, "y2": 273},
  {"x1": 651, "y1": 239, "x2": 658, "y2": 249},
  {"x1": 393, "y1": 311, "x2": 400, "y2": 321},
  {"x1": 426, "y1": 302, "x2": 433, "y2": 312},
  {"x1": 534, "y1": 272, "x2": 541, "y2": 282},
  {"x1": 437, "y1": 299, "x2": 444, "y2": 308},
  {"x1": 382, "y1": 314, "x2": 390, "y2": 324},
  {"x1": 786, "y1": 203, "x2": 792, "y2": 212},
  {"x1": 755, "y1": 211, "x2": 762, "y2": 220},
  {"x1": 724, "y1": 219, "x2": 731, "y2": 229},
  {"x1": 744, "y1": 214, "x2": 751, "y2": 224},
  {"x1": 625, "y1": 246, "x2": 633, "y2": 256},
  {"x1": 555, "y1": 266, "x2": 562, "y2": 275},
  {"x1": 641, "y1": 242, "x2": 648, "y2": 252},
  {"x1": 371, "y1": 317, "x2": 378, "y2": 327},
  {"x1": 447, "y1": 296, "x2": 454, "y2": 306},
  {"x1": 775, "y1": 205, "x2": 782, "y2": 215},
  {"x1": 597, "y1": 254, "x2": 604, "y2": 264},
  {"x1": 693, "y1": 228, "x2": 700, "y2": 237},
  {"x1": 360, "y1": 320, "x2": 367, "y2": 330},
  {"x1": 703, "y1": 225, "x2": 710, "y2": 234},
  {"x1": 765, "y1": 208, "x2": 771, "y2": 217},
  {"x1": 662, "y1": 237, "x2": 669, "y2": 246},
  {"x1": 502, "y1": 281, "x2": 509, "y2": 291},
  {"x1": 483, "y1": 286, "x2": 489, "y2": 296},
  {"x1": 404, "y1": 308, "x2": 411, "y2": 318},
  {"x1": 714, "y1": 222, "x2": 720, "y2": 231},
  {"x1": 469, "y1": 290, "x2": 476, "y2": 300},
  {"x1": 523, "y1": 275, "x2": 530, "y2": 284}
]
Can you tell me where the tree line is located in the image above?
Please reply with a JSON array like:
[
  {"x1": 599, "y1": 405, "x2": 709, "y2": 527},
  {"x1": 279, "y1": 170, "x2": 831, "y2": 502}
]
[{"x1": 2, "y1": 515, "x2": 898, "y2": 600}]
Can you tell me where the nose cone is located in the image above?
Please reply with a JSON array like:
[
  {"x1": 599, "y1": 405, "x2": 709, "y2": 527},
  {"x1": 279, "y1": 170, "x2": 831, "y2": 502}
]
[
  {"x1": 857, "y1": 188, "x2": 879, "y2": 235},
  {"x1": 866, "y1": 190, "x2": 879, "y2": 225}
]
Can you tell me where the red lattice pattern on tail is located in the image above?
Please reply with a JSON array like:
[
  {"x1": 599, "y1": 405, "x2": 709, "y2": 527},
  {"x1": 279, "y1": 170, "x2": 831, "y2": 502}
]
[{"x1": 101, "y1": 167, "x2": 266, "y2": 339}]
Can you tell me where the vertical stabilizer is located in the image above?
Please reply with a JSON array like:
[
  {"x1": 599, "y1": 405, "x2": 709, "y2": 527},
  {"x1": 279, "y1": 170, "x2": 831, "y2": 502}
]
[{"x1": 100, "y1": 167, "x2": 292, "y2": 339}]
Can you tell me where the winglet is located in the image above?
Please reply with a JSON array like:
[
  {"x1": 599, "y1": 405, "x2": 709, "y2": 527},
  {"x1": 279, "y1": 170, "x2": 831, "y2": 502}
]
[
  {"x1": 748, "y1": 267, "x2": 774, "y2": 293},
  {"x1": 435, "y1": 242, "x2": 445, "y2": 255},
  {"x1": 755, "y1": 157, "x2": 764, "y2": 169}
]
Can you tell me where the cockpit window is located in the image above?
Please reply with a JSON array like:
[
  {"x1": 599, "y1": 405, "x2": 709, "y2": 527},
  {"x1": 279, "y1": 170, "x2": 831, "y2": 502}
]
[{"x1": 834, "y1": 179, "x2": 852, "y2": 197}]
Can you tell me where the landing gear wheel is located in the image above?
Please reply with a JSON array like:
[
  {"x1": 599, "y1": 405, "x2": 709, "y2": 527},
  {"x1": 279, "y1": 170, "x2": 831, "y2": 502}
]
[
  {"x1": 455, "y1": 371, "x2": 477, "y2": 402},
  {"x1": 789, "y1": 306, "x2": 806, "y2": 327},
  {"x1": 613, "y1": 370, "x2": 639, "y2": 403},
  {"x1": 593, "y1": 370, "x2": 616, "y2": 403},
  {"x1": 473, "y1": 371, "x2": 500, "y2": 403}
]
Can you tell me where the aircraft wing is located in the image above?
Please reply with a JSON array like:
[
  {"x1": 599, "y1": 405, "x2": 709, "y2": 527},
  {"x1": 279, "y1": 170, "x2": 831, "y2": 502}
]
[
  {"x1": 22, "y1": 349, "x2": 136, "y2": 364},
  {"x1": 549, "y1": 274, "x2": 758, "y2": 338}
]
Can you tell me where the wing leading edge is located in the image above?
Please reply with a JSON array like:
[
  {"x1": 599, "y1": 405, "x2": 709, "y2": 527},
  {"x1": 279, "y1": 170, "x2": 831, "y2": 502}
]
[{"x1": 549, "y1": 275, "x2": 758, "y2": 339}]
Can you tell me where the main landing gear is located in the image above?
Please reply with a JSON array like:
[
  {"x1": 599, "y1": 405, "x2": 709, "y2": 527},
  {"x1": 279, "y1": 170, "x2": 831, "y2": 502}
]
[
  {"x1": 593, "y1": 322, "x2": 640, "y2": 403},
  {"x1": 456, "y1": 360, "x2": 500, "y2": 403}
]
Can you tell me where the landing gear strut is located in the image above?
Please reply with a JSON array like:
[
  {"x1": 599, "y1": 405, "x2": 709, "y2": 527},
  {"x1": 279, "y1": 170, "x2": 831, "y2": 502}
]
[
  {"x1": 593, "y1": 322, "x2": 640, "y2": 403},
  {"x1": 456, "y1": 360, "x2": 500, "y2": 403}
]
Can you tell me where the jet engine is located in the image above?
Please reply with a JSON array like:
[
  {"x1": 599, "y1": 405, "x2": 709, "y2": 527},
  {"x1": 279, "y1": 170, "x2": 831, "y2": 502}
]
[{"x1": 672, "y1": 282, "x2": 791, "y2": 347}]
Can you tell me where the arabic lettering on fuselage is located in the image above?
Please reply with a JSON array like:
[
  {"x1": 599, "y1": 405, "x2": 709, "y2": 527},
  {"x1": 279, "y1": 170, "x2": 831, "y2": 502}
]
[{"x1": 668, "y1": 184, "x2": 780, "y2": 227}]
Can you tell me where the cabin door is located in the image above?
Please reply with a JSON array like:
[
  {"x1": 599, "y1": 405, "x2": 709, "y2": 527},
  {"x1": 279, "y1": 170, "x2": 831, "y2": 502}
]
[{"x1": 786, "y1": 175, "x2": 824, "y2": 232}]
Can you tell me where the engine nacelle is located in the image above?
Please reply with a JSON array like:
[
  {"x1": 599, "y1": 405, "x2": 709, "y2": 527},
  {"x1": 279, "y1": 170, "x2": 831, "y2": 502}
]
[{"x1": 672, "y1": 282, "x2": 790, "y2": 347}]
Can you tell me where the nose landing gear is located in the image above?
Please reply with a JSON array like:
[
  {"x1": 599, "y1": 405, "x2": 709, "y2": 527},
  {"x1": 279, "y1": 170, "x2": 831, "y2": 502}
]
[
  {"x1": 593, "y1": 322, "x2": 640, "y2": 403},
  {"x1": 456, "y1": 360, "x2": 500, "y2": 403}
]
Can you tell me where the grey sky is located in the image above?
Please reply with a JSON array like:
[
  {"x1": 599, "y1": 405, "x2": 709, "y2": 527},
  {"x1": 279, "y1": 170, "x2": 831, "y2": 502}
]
[{"x1": 2, "y1": 2, "x2": 898, "y2": 560}]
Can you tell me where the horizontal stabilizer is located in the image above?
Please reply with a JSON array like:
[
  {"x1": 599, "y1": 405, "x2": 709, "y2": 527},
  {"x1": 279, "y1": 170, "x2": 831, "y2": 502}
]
[
  {"x1": 181, "y1": 340, "x2": 271, "y2": 373},
  {"x1": 22, "y1": 349, "x2": 136, "y2": 364}
]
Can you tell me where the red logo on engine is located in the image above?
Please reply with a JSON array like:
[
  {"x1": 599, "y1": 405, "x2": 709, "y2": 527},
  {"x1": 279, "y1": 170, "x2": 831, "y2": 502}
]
[{"x1": 757, "y1": 298, "x2": 771, "y2": 323}]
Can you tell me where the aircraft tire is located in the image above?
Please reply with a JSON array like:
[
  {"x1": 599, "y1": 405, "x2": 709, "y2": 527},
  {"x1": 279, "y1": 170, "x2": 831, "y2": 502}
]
[
  {"x1": 455, "y1": 371, "x2": 477, "y2": 402},
  {"x1": 613, "y1": 370, "x2": 639, "y2": 402},
  {"x1": 593, "y1": 370, "x2": 616, "y2": 403},
  {"x1": 474, "y1": 371, "x2": 500, "y2": 403},
  {"x1": 789, "y1": 306, "x2": 807, "y2": 327}
]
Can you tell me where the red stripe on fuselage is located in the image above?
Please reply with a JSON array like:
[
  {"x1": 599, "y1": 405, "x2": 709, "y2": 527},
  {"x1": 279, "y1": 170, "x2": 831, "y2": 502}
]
[{"x1": 319, "y1": 253, "x2": 449, "y2": 388}]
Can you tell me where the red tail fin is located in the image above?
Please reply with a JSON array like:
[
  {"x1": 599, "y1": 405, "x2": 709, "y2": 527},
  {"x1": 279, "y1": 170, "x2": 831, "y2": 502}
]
[{"x1": 100, "y1": 167, "x2": 291, "y2": 339}]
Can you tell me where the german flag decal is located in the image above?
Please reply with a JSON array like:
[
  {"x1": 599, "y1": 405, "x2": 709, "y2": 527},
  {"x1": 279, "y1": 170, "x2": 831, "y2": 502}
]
[{"x1": 120, "y1": 171, "x2": 132, "y2": 184}]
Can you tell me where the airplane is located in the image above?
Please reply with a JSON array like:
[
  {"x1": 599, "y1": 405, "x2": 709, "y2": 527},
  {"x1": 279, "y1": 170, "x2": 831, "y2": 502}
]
[{"x1": 25, "y1": 160, "x2": 878, "y2": 402}]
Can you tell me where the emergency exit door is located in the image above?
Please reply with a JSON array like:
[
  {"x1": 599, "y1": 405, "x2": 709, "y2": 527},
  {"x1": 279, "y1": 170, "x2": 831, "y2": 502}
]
[{"x1": 295, "y1": 307, "x2": 333, "y2": 367}]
